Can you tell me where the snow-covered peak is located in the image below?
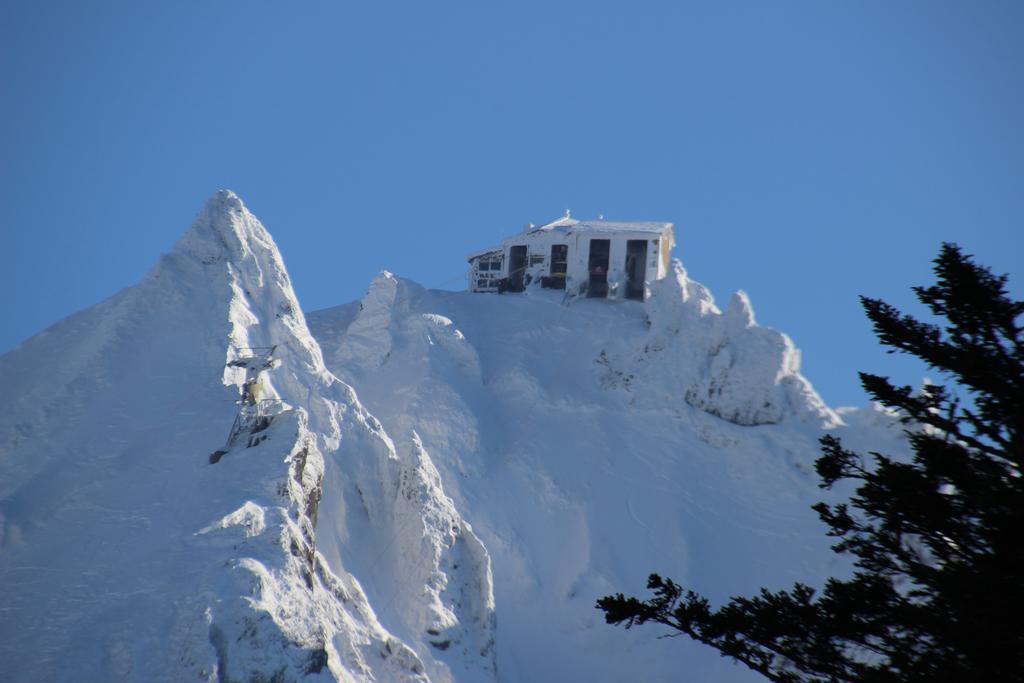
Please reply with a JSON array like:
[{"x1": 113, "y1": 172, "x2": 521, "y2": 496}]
[
  {"x1": 173, "y1": 189, "x2": 273, "y2": 265},
  {"x1": 327, "y1": 270, "x2": 426, "y2": 371},
  {"x1": 0, "y1": 193, "x2": 495, "y2": 683},
  {"x1": 638, "y1": 261, "x2": 837, "y2": 426},
  {"x1": 654, "y1": 258, "x2": 720, "y2": 315},
  {"x1": 725, "y1": 290, "x2": 756, "y2": 330},
  {"x1": 306, "y1": 259, "x2": 902, "y2": 683},
  {"x1": 2, "y1": 192, "x2": 906, "y2": 683},
  {"x1": 155, "y1": 190, "x2": 333, "y2": 409}
]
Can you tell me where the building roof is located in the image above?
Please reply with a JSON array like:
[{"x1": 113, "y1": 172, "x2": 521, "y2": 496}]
[
  {"x1": 466, "y1": 245, "x2": 503, "y2": 261},
  {"x1": 531, "y1": 215, "x2": 673, "y2": 237},
  {"x1": 466, "y1": 215, "x2": 674, "y2": 261}
]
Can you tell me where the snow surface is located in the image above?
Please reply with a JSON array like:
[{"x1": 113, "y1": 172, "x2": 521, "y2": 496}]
[
  {"x1": 305, "y1": 269, "x2": 908, "y2": 683},
  {"x1": 0, "y1": 191, "x2": 908, "y2": 682},
  {"x1": 0, "y1": 191, "x2": 493, "y2": 683}
]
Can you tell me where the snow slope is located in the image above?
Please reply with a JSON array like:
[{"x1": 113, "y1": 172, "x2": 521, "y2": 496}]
[
  {"x1": 0, "y1": 192, "x2": 494, "y2": 683},
  {"x1": 0, "y1": 191, "x2": 907, "y2": 683},
  {"x1": 307, "y1": 269, "x2": 907, "y2": 683}
]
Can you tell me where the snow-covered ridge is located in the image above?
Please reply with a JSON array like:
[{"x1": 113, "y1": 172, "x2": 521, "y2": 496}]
[
  {"x1": 1, "y1": 190, "x2": 905, "y2": 683},
  {"x1": 638, "y1": 261, "x2": 840, "y2": 426},
  {"x1": 0, "y1": 191, "x2": 494, "y2": 683},
  {"x1": 336, "y1": 256, "x2": 838, "y2": 431},
  {"x1": 306, "y1": 259, "x2": 903, "y2": 682}
]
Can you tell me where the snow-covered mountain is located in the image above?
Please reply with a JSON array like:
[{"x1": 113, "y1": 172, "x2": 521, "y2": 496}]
[{"x1": 0, "y1": 192, "x2": 906, "y2": 682}]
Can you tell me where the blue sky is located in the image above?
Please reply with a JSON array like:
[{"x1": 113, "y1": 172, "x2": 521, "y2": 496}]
[{"x1": 2, "y1": 1, "x2": 1021, "y2": 408}]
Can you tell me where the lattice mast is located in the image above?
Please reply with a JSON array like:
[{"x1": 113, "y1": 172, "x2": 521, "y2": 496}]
[{"x1": 210, "y1": 346, "x2": 282, "y2": 462}]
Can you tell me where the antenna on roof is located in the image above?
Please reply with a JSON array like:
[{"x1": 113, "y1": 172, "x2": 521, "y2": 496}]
[
  {"x1": 598, "y1": 214, "x2": 604, "y2": 220},
  {"x1": 565, "y1": 208, "x2": 571, "y2": 218}
]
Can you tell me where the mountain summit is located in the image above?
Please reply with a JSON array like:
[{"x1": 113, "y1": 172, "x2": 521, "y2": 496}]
[
  {"x1": 0, "y1": 192, "x2": 904, "y2": 682},
  {"x1": 0, "y1": 192, "x2": 494, "y2": 683}
]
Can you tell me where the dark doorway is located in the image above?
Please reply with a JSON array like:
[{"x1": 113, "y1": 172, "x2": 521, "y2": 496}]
[
  {"x1": 588, "y1": 239, "x2": 610, "y2": 298},
  {"x1": 625, "y1": 240, "x2": 648, "y2": 300},
  {"x1": 507, "y1": 245, "x2": 527, "y2": 292},
  {"x1": 543, "y1": 244, "x2": 568, "y2": 289}
]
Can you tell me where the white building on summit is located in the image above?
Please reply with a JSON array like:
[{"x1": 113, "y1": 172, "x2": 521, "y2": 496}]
[{"x1": 467, "y1": 213, "x2": 675, "y2": 300}]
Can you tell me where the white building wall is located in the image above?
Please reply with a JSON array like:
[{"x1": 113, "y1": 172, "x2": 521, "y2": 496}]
[
  {"x1": 469, "y1": 224, "x2": 674, "y2": 298},
  {"x1": 657, "y1": 238, "x2": 671, "y2": 279},
  {"x1": 568, "y1": 234, "x2": 588, "y2": 295},
  {"x1": 607, "y1": 238, "x2": 626, "y2": 299}
]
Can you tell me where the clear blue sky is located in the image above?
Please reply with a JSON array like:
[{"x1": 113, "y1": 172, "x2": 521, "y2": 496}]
[{"x1": 2, "y1": 1, "x2": 1021, "y2": 408}]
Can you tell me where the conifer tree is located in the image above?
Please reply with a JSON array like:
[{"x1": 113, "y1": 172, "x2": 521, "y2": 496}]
[{"x1": 597, "y1": 243, "x2": 1024, "y2": 682}]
